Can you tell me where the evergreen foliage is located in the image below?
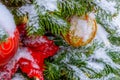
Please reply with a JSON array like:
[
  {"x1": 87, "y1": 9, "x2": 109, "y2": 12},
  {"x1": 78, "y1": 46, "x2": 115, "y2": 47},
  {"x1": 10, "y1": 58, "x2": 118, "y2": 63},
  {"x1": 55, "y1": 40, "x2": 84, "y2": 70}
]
[
  {"x1": 0, "y1": 27, "x2": 8, "y2": 43},
  {"x1": 0, "y1": 0, "x2": 120, "y2": 80}
]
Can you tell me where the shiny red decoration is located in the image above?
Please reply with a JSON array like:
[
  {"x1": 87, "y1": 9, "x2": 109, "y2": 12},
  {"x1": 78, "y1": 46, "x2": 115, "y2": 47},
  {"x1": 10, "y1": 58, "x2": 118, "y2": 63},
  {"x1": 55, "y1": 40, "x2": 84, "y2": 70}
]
[
  {"x1": 21, "y1": 36, "x2": 59, "y2": 79},
  {"x1": 0, "y1": 29, "x2": 19, "y2": 66},
  {"x1": 0, "y1": 35, "x2": 59, "y2": 80}
]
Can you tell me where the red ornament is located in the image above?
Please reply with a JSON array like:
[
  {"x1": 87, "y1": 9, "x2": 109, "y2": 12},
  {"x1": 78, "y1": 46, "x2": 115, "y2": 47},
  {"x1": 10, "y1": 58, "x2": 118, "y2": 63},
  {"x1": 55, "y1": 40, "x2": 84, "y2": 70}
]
[
  {"x1": 19, "y1": 53, "x2": 44, "y2": 80},
  {"x1": 20, "y1": 36, "x2": 59, "y2": 79},
  {"x1": 0, "y1": 29, "x2": 19, "y2": 66},
  {"x1": 23, "y1": 36, "x2": 59, "y2": 57},
  {"x1": 0, "y1": 57, "x2": 19, "y2": 80},
  {"x1": 17, "y1": 24, "x2": 26, "y2": 35},
  {"x1": 0, "y1": 36, "x2": 59, "y2": 80}
]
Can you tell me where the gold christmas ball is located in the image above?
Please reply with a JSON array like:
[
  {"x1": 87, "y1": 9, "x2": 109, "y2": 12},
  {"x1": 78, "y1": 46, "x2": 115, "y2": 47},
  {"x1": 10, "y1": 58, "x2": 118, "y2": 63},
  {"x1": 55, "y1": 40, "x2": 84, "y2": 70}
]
[
  {"x1": 15, "y1": 14, "x2": 28, "y2": 25},
  {"x1": 63, "y1": 13, "x2": 97, "y2": 47}
]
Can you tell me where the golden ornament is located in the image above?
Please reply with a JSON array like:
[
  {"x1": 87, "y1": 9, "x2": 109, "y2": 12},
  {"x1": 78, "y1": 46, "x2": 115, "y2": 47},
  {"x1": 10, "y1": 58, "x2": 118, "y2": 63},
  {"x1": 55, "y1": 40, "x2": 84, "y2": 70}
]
[
  {"x1": 15, "y1": 14, "x2": 28, "y2": 25},
  {"x1": 63, "y1": 13, "x2": 97, "y2": 47}
]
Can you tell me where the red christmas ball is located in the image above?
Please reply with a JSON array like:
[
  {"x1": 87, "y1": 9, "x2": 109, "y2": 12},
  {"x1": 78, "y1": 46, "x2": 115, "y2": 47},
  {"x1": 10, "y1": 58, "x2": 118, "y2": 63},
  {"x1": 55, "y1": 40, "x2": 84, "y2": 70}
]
[{"x1": 0, "y1": 29, "x2": 19, "y2": 66}]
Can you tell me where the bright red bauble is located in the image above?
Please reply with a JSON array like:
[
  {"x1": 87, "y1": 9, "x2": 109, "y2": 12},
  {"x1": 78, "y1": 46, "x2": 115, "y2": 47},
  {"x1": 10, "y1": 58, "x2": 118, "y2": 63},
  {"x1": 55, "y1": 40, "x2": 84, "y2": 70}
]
[{"x1": 0, "y1": 29, "x2": 19, "y2": 66}]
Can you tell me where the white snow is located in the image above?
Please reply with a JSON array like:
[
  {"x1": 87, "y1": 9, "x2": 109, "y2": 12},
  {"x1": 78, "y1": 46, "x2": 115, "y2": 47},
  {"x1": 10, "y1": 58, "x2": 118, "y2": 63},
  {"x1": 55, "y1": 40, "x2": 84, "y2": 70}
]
[
  {"x1": 115, "y1": 14, "x2": 120, "y2": 28},
  {"x1": 19, "y1": 4, "x2": 39, "y2": 29},
  {"x1": 36, "y1": 0, "x2": 58, "y2": 11},
  {"x1": 102, "y1": 73, "x2": 116, "y2": 80},
  {"x1": 36, "y1": 77, "x2": 40, "y2": 80},
  {"x1": 12, "y1": 73, "x2": 27, "y2": 80},
  {"x1": 92, "y1": 48, "x2": 120, "y2": 69},
  {"x1": 93, "y1": 73, "x2": 116, "y2": 80},
  {"x1": 93, "y1": 49, "x2": 112, "y2": 62},
  {"x1": 0, "y1": 27, "x2": 7, "y2": 39},
  {"x1": 87, "y1": 62, "x2": 105, "y2": 72},
  {"x1": 24, "y1": 36, "x2": 47, "y2": 46},
  {"x1": 89, "y1": 13, "x2": 96, "y2": 19},
  {"x1": 112, "y1": 14, "x2": 120, "y2": 28},
  {"x1": 68, "y1": 64, "x2": 90, "y2": 80},
  {"x1": 19, "y1": 1, "x2": 57, "y2": 30},
  {"x1": 112, "y1": 13, "x2": 120, "y2": 34},
  {"x1": 94, "y1": 0, "x2": 117, "y2": 14},
  {"x1": 14, "y1": 48, "x2": 40, "y2": 69},
  {"x1": 0, "y1": 3, "x2": 16, "y2": 37},
  {"x1": 13, "y1": 48, "x2": 33, "y2": 61},
  {"x1": 95, "y1": 24, "x2": 110, "y2": 46}
]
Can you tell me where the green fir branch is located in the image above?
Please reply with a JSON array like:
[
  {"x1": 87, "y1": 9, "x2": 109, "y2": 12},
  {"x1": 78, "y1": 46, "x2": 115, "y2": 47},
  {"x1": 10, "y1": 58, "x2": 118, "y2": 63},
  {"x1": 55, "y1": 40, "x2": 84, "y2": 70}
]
[
  {"x1": 0, "y1": 28, "x2": 8, "y2": 43},
  {"x1": 39, "y1": 13, "x2": 70, "y2": 35},
  {"x1": 1, "y1": 0, "x2": 120, "y2": 80},
  {"x1": 108, "y1": 35, "x2": 120, "y2": 46},
  {"x1": 57, "y1": 0, "x2": 94, "y2": 19},
  {"x1": 1, "y1": 0, "x2": 33, "y2": 7},
  {"x1": 44, "y1": 40, "x2": 120, "y2": 80},
  {"x1": 93, "y1": 0, "x2": 119, "y2": 35},
  {"x1": 44, "y1": 62, "x2": 60, "y2": 80},
  {"x1": 26, "y1": 0, "x2": 70, "y2": 36},
  {"x1": 107, "y1": 51, "x2": 120, "y2": 64}
]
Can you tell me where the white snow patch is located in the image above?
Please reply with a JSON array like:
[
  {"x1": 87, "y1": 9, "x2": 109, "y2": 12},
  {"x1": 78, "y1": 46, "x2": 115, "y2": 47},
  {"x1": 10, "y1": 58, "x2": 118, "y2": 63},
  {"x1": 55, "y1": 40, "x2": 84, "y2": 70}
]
[
  {"x1": 36, "y1": 77, "x2": 40, "y2": 80},
  {"x1": 109, "y1": 45, "x2": 120, "y2": 51},
  {"x1": 112, "y1": 13, "x2": 120, "y2": 34},
  {"x1": 36, "y1": 0, "x2": 58, "y2": 11},
  {"x1": 94, "y1": 49, "x2": 112, "y2": 62},
  {"x1": 0, "y1": 27, "x2": 7, "y2": 39},
  {"x1": 19, "y1": 4, "x2": 39, "y2": 29},
  {"x1": 103, "y1": 73, "x2": 116, "y2": 80},
  {"x1": 14, "y1": 48, "x2": 40, "y2": 69},
  {"x1": 95, "y1": 24, "x2": 110, "y2": 46},
  {"x1": 87, "y1": 62, "x2": 105, "y2": 72},
  {"x1": 89, "y1": 13, "x2": 96, "y2": 19},
  {"x1": 113, "y1": 14, "x2": 120, "y2": 28},
  {"x1": 14, "y1": 48, "x2": 34, "y2": 61},
  {"x1": 92, "y1": 48, "x2": 120, "y2": 69},
  {"x1": 24, "y1": 36, "x2": 47, "y2": 46},
  {"x1": 12, "y1": 73, "x2": 27, "y2": 80},
  {"x1": 68, "y1": 64, "x2": 90, "y2": 80},
  {"x1": 116, "y1": 14, "x2": 120, "y2": 28},
  {"x1": 93, "y1": 73, "x2": 116, "y2": 80},
  {"x1": 94, "y1": 0, "x2": 117, "y2": 14},
  {"x1": 0, "y1": 3, "x2": 16, "y2": 37}
]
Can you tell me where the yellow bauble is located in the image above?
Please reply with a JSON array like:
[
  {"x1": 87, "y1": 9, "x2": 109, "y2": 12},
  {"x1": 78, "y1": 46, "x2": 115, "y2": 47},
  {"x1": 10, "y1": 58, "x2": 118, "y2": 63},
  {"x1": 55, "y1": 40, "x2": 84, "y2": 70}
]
[
  {"x1": 63, "y1": 13, "x2": 97, "y2": 47},
  {"x1": 15, "y1": 15, "x2": 28, "y2": 25}
]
